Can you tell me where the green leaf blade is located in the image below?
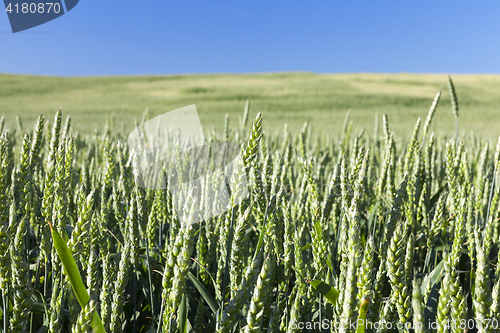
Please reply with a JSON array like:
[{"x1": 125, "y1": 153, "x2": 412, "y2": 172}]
[
  {"x1": 187, "y1": 271, "x2": 219, "y2": 314},
  {"x1": 49, "y1": 222, "x2": 106, "y2": 333},
  {"x1": 355, "y1": 299, "x2": 370, "y2": 333},
  {"x1": 306, "y1": 280, "x2": 340, "y2": 305}
]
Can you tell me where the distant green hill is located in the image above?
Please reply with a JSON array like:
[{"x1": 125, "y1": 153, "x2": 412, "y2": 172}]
[{"x1": 1, "y1": 72, "x2": 499, "y2": 138}]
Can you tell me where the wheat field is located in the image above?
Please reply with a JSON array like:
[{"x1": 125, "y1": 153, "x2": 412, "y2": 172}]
[{"x1": 0, "y1": 76, "x2": 500, "y2": 332}]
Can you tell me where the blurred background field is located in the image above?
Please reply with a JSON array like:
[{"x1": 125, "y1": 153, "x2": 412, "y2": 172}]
[{"x1": 1, "y1": 72, "x2": 500, "y2": 138}]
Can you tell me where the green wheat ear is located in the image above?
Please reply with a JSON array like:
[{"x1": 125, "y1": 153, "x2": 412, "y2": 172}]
[
  {"x1": 447, "y1": 75, "x2": 459, "y2": 118},
  {"x1": 422, "y1": 90, "x2": 441, "y2": 142},
  {"x1": 243, "y1": 112, "x2": 263, "y2": 171},
  {"x1": 448, "y1": 75, "x2": 459, "y2": 145}
]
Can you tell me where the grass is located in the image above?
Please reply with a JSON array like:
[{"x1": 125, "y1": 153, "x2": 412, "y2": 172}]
[{"x1": 2, "y1": 72, "x2": 500, "y2": 137}]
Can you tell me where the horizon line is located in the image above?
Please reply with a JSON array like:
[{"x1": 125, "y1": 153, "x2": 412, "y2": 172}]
[{"x1": 2, "y1": 71, "x2": 500, "y2": 78}]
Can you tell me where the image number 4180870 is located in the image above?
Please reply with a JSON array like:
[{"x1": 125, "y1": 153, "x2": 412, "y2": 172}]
[
  {"x1": 6, "y1": 2, "x2": 63, "y2": 14},
  {"x1": 3, "y1": 0, "x2": 79, "y2": 33}
]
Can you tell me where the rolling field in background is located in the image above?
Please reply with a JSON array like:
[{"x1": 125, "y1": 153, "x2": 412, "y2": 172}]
[{"x1": 1, "y1": 72, "x2": 500, "y2": 138}]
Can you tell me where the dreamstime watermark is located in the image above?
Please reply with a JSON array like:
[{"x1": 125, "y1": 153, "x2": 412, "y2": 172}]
[
  {"x1": 128, "y1": 105, "x2": 248, "y2": 225},
  {"x1": 3, "y1": 0, "x2": 79, "y2": 33}
]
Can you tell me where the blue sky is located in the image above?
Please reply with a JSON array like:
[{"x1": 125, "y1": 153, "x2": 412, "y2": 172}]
[{"x1": 1, "y1": 1, "x2": 499, "y2": 76}]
